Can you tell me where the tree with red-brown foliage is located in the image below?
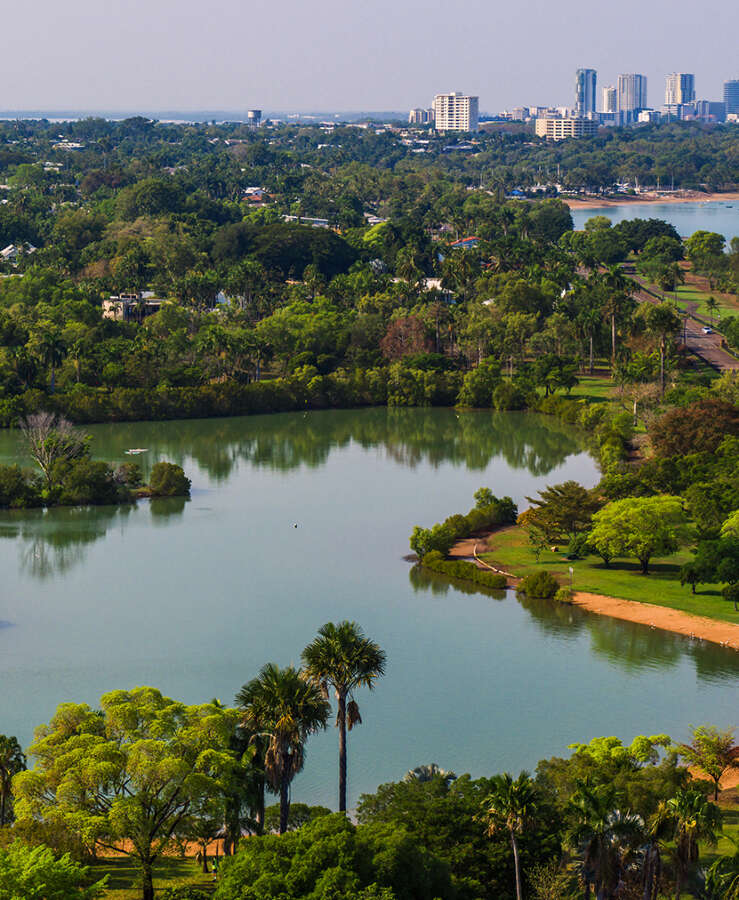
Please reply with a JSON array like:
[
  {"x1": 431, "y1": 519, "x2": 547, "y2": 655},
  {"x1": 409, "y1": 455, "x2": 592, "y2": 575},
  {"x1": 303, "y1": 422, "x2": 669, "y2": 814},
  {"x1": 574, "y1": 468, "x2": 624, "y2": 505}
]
[
  {"x1": 379, "y1": 316, "x2": 432, "y2": 361},
  {"x1": 650, "y1": 397, "x2": 739, "y2": 457}
]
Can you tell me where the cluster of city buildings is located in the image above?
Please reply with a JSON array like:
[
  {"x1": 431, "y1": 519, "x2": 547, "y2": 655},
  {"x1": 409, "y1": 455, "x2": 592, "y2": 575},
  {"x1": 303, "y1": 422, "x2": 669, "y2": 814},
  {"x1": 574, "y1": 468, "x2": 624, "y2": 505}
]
[{"x1": 411, "y1": 75, "x2": 739, "y2": 139}]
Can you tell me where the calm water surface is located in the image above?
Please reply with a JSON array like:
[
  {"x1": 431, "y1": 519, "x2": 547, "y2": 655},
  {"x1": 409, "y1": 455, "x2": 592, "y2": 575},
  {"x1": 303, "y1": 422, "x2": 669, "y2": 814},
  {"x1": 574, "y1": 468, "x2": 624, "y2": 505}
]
[
  {"x1": 570, "y1": 200, "x2": 739, "y2": 241},
  {"x1": 1, "y1": 408, "x2": 737, "y2": 808}
]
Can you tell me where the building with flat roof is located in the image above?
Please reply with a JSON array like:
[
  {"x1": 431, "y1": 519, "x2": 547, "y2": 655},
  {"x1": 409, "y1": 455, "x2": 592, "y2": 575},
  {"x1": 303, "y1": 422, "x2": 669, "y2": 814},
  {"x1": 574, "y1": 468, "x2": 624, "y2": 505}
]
[
  {"x1": 409, "y1": 107, "x2": 434, "y2": 125},
  {"x1": 725, "y1": 80, "x2": 739, "y2": 115},
  {"x1": 535, "y1": 116, "x2": 598, "y2": 140},
  {"x1": 665, "y1": 73, "x2": 695, "y2": 106},
  {"x1": 575, "y1": 68, "x2": 597, "y2": 117},
  {"x1": 432, "y1": 93, "x2": 479, "y2": 132},
  {"x1": 602, "y1": 85, "x2": 617, "y2": 113},
  {"x1": 617, "y1": 73, "x2": 648, "y2": 112}
]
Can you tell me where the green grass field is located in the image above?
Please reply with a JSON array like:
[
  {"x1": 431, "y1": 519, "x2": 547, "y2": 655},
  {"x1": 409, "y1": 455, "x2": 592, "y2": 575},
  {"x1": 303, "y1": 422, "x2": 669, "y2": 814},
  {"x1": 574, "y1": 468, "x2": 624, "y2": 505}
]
[
  {"x1": 566, "y1": 372, "x2": 616, "y2": 403},
  {"x1": 90, "y1": 856, "x2": 214, "y2": 899},
  {"x1": 481, "y1": 526, "x2": 738, "y2": 624}
]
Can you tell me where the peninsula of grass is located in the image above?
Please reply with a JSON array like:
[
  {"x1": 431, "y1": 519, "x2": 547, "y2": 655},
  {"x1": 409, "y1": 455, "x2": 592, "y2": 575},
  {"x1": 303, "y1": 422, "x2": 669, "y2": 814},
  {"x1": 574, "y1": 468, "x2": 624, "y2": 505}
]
[{"x1": 481, "y1": 525, "x2": 739, "y2": 625}]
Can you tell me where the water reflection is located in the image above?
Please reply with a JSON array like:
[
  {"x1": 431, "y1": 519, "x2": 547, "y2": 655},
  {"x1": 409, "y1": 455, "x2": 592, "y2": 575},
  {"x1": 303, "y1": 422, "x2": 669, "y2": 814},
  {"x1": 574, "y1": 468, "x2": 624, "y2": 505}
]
[
  {"x1": 64, "y1": 408, "x2": 584, "y2": 482},
  {"x1": 0, "y1": 501, "x2": 186, "y2": 578},
  {"x1": 0, "y1": 409, "x2": 586, "y2": 580},
  {"x1": 409, "y1": 569, "x2": 739, "y2": 680}
]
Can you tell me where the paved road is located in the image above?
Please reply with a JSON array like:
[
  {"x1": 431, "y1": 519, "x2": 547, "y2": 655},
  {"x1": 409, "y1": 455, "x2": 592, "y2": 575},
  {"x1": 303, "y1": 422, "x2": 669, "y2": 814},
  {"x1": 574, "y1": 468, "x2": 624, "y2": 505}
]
[{"x1": 630, "y1": 274, "x2": 739, "y2": 372}]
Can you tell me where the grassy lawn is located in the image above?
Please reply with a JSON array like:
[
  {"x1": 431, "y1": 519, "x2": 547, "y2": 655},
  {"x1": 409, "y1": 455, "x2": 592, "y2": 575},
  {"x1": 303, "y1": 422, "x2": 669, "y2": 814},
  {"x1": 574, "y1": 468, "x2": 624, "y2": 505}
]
[
  {"x1": 566, "y1": 372, "x2": 617, "y2": 403},
  {"x1": 481, "y1": 526, "x2": 739, "y2": 624},
  {"x1": 90, "y1": 856, "x2": 214, "y2": 898}
]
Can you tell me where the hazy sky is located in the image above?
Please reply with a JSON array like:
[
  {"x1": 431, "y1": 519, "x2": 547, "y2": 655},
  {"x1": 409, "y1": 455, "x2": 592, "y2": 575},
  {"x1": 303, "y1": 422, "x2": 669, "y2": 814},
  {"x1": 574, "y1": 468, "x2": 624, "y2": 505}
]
[{"x1": 1, "y1": 0, "x2": 737, "y2": 113}]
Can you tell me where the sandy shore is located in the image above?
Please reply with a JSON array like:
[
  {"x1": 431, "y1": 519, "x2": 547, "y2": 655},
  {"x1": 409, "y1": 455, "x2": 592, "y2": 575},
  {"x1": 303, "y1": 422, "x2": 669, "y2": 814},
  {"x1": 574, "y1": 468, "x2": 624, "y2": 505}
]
[
  {"x1": 570, "y1": 592, "x2": 739, "y2": 650},
  {"x1": 563, "y1": 190, "x2": 739, "y2": 210},
  {"x1": 448, "y1": 531, "x2": 739, "y2": 651}
]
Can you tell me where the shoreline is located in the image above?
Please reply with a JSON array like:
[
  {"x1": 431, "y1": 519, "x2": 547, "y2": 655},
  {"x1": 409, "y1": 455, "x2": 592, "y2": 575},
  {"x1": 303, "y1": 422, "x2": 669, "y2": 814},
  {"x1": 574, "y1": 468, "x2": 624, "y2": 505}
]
[
  {"x1": 448, "y1": 531, "x2": 739, "y2": 651},
  {"x1": 563, "y1": 190, "x2": 739, "y2": 210}
]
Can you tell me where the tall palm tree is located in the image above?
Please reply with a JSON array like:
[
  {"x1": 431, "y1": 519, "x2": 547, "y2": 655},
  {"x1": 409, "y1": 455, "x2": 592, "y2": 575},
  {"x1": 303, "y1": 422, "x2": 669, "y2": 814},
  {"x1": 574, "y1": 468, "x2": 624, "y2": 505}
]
[
  {"x1": 34, "y1": 328, "x2": 67, "y2": 394},
  {"x1": 666, "y1": 788, "x2": 721, "y2": 900},
  {"x1": 600, "y1": 266, "x2": 634, "y2": 367},
  {"x1": 301, "y1": 621, "x2": 386, "y2": 813},
  {"x1": 567, "y1": 781, "x2": 641, "y2": 900},
  {"x1": 0, "y1": 734, "x2": 26, "y2": 825},
  {"x1": 236, "y1": 663, "x2": 329, "y2": 834},
  {"x1": 481, "y1": 771, "x2": 539, "y2": 900}
]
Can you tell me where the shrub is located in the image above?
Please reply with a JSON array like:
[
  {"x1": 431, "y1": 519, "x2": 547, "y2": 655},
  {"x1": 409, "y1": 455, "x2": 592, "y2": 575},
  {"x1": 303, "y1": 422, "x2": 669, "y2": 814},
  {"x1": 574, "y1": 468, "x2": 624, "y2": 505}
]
[
  {"x1": 517, "y1": 571, "x2": 559, "y2": 599},
  {"x1": 492, "y1": 381, "x2": 529, "y2": 411},
  {"x1": 160, "y1": 889, "x2": 209, "y2": 900},
  {"x1": 148, "y1": 462, "x2": 191, "y2": 497},
  {"x1": 0, "y1": 464, "x2": 40, "y2": 508},
  {"x1": 421, "y1": 551, "x2": 507, "y2": 590},
  {"x1": 55, "y1": 459, "x2": 128, "y2": 506},
  {"x1": 409, "y1": 495, "x2": 517, "y2": 557},
  {"x1": 554, "y1": 587, "x2": 574, "y2": 603}
]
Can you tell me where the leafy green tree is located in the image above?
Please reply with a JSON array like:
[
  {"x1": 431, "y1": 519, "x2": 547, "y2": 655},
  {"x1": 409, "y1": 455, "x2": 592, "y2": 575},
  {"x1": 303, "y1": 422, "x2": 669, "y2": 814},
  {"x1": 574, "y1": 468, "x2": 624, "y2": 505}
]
[
  {"x1": 262, "y1": 801, "x2": 331, "y2": 833},
  {"x1": 457, "y1": 357, "x2": 501, "y2": 407},
  {"x1": 236, "y1": 664, "x2": 329, "y2": 834},
  {"x1": 679, "y1": 725, "x2": 738, "y2": 801},
  {"x1": 589, "y1": 496, "x2": 688, "y2": 574},
  {"x1": 0, "y1": 842, "x2": 106, "y2": 899},
  {"x1": 302, "y1": 622, "x2": 386, "y2": 813},
  {"x1": 30, "y1": 326, "x2": 66, "y2": 393},
  {"x1": 524, "y1": 480, "x2": 601, "y2": 543},
  {"x1": 13, "y1": 688, "x2": 237, "y2": 900},
  {"x1": 474, "y1": 487, "x2": 495, "y2": 509},
  {"x1": 481, "y1": 772, "x2": 539, "y2": 900},
  {"x1": 214, "y1": 813, "x2": 453, "y2": 900},
  {"x1": 0, "y1": 735, "x2": 25, "y2": 825}
]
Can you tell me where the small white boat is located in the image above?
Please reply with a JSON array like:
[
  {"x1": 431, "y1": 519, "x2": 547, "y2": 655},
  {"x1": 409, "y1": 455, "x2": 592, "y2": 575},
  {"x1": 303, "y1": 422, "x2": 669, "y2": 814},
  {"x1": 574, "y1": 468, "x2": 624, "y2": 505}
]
[{"x1": 124, "y1": 448, "x2": 149, "y2": 455}]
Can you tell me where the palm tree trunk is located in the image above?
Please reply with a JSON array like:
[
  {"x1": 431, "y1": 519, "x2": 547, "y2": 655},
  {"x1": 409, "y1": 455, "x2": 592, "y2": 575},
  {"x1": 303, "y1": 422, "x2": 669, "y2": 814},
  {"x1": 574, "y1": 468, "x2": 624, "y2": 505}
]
[
  {"x1": 50, "y1": 365, "x2": 56, "y2": 394},
  {"x1": 0, "y1": 785, "x2": 6, "y2": 826},
  {"x1": 256, "y1": 775, "x2": 265, "y2": 834},
  {"x1": 510, "y1": 831, "x2": 523, "y2": 900},
  {"x1": 659, "y1": 337, "x2": 665, "y2": 396},
  {"x1": 338, "y1": 693, "x2": 348, "y2": 813},
  {"x1": 279, "y1": 775, "x2": 290, "y2": 834},
  {"x1": 589, "y1": 333, "x2": 594, "y2": 374},
  {"x1": 611, "y1": 313, "x2": 616, "y2": 366}
]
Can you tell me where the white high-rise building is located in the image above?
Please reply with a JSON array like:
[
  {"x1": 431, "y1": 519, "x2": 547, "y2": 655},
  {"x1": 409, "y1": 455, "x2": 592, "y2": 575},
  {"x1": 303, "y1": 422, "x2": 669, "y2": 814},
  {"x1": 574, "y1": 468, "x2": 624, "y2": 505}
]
[
  {"x1": 617, "y1": 74, "x2": 648, "y2": 112},
  {"x1": 602, "y1": 85, "x2": 617, "y2": 113},
  {"x1": 432, "y1": 93, "x2": 479, "y2": 132},
  {"x1": 575, "y1": 68, "x2": 597, "y2": 117},
  {"x1": 665, "y1": 73, "x2": 695, "y2": 105}
]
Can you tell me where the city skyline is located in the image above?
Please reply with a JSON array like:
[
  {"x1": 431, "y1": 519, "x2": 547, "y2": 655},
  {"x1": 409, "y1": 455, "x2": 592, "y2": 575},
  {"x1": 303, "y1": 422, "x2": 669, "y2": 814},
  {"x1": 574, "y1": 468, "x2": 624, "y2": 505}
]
[{"x1": 0, "y1": 0, "x2": 736, "y2": 112}]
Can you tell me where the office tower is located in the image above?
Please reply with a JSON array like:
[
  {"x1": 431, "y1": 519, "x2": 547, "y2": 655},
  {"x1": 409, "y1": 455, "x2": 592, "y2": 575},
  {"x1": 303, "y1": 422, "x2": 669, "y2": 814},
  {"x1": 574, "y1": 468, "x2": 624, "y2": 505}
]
[
  {"x1": 432, "y1": 93, "x2": 479, "y2": 132},
  {"x1": 617, "y1": 74, "x2": 648, "y2": 112},
  {"x1": 725, "y1": 80, "x2": 739, "y2": 115},
  {"x1": 665, "y1": 73, "x2": 695, "y2": 105},
  {"x1": 575, "y1": 68, "x2": 597, "y2": 116},
  {"x1": 602, "y1": 85, "x2": 617, "y2": 113}
]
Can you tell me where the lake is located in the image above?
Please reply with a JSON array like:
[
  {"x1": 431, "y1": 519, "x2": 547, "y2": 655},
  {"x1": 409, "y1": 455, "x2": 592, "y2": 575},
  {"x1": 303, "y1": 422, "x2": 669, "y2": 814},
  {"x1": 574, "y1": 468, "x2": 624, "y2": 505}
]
[
  {"x1": 570, "y1": 200, "x2": 739, "y2": 241},
  {"x1": 1, "y1": 407, "x2": 738, "y2": 809}
]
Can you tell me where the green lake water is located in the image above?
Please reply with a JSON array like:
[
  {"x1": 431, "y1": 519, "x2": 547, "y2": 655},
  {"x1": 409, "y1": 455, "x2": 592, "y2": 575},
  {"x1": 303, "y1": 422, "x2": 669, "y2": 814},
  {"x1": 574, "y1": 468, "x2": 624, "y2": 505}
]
[{"x1": 1, "y1": 407, "x2": 737, "y2": 808}]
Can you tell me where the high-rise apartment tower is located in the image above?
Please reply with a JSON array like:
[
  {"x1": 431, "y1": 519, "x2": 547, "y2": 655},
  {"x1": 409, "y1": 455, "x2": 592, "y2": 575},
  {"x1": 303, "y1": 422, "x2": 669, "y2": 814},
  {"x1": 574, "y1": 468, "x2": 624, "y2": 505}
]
[
  {"x1": 617, "y1": 74, "x2": 648, "y2": 112},
  {"x1": 575, "y1": 68, "x2": 597, "y2": 117},
  {"x1": 665, "y1": 73, "x2": 695, "y2": 105},
  {"x1": 725, "y1": 80, "x2": 739, "y2": 115},
  {"x1": 432, "y1": 93, "x2": 479, "y2": 132},
  {"x1": 602, "y1": 85, "x2": 617, "y2": 113}
]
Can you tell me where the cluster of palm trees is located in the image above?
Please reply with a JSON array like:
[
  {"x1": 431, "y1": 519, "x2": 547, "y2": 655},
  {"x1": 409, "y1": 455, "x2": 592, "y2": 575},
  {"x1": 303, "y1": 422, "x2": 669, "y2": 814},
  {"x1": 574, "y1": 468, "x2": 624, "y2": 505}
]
[
  {"x1": 481, "y1": 772, "x2": 723, "y2": 900},
  {"x1": 235, "y1": 620, "x2": 386, "y2": 835}
]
